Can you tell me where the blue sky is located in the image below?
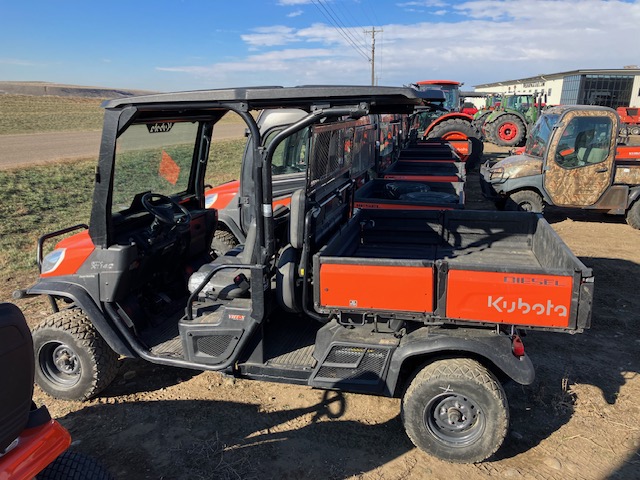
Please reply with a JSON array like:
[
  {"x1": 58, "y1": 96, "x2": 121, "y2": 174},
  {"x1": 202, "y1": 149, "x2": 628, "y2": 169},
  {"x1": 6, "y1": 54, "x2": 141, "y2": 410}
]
[{"x1": 1, "y1": 0, "x2": 639, "y2": 92}]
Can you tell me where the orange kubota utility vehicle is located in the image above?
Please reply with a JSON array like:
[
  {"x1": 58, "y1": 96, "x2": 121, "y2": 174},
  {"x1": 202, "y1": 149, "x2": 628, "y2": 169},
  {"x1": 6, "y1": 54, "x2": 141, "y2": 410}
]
[{"x1": 16, "y1": 86, "x2": 594, "y2": 464}]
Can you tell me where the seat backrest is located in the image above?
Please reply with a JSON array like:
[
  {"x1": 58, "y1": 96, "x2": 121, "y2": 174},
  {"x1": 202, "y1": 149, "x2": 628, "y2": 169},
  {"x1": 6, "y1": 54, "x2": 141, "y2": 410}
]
[
  {"x1": 0, "y1": 303, "x2": 34, "y2": 452},
  {"x1": 238, "y1": 220, "x2": 258, "y2": 264},
  {"x1": 289, "y1": 189, "x2": 306, "y2": 250}
]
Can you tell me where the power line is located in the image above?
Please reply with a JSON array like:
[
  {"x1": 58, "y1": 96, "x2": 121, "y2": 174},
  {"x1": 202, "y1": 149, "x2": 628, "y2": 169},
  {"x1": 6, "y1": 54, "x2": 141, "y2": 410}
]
[
  {"x1": 310, "y1": 0, "x2": 371, "y2": 62},
  {"x1": 332, "y1": 0, "x2": 369, "y2": 51}
]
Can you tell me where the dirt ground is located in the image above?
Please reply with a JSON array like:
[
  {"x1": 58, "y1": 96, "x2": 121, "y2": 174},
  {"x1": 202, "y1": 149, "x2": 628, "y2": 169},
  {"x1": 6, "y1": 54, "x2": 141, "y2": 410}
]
[{"x1": 4, "y1": 143, "x2": 640, "y2": 480}]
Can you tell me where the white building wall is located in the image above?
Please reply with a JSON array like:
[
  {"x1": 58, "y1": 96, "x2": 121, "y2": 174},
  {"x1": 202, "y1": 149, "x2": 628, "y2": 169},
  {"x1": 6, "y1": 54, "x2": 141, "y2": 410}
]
[{"x1": 630, "y1": 76, "x2": 640, "y2": 107}]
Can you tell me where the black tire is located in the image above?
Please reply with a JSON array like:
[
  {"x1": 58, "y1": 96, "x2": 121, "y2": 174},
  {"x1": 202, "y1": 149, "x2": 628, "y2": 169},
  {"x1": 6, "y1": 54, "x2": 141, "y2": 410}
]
[
  {"x1": 401, "y1": 358, "x2": 508, "y2": 463},
  {"x1": 211, "y1": 229, "x2": 239, "y2": 256},
  {"x1": 37, "y1": 451, "x2": 114, "y2": 480},
  {"x1": 426, "y1": 118, "x2": 483, "y2": 167},
  {"x1": 493, "y1": 114, "x2": 526, "y2": 147},
  {"x1": 32, "y1": 309, "x2": 119, "y2": 401},
  {"x1": 472, "y1": 111, "x2": 491, "y2": 138},
  {"x1": 504, "y1": 190, "x2": 544, "y2": 213},
  {"x1": 626, "y1": 200, "x2": 640, "y2": 229},
  {"x1": 482, "y1": 121, "x2": 498, "y2": 145}
]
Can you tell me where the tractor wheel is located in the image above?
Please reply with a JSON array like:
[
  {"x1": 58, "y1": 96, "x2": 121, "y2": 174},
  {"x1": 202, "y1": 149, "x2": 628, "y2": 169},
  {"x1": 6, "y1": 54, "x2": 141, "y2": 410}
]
[
  {"x1": 426, "y1": 118, "x2": 483, "y2": 167},
  {"x1": 32, "y1": 308, "x2": 119, "y2": 401},
  {"x1": 37, "y1": 451, "x2": 114, "y2": 480},
  {"x1": 211, "y1": 229, "x2": 239, "y2": 257},
  {"x1": 630, "y1": 126, "x2": 640, "y2": 136},
  {"x1": 505, "y1": 190, "x2": 545, "y2": 213},
  {"x1": 493, "y1": 114, "x2": 526, "y2": 147},
  {"x1": 626, "y1": 200, "x2": 640, "y2": 230},
  {"x1": 401, "y1": 358, "x2": 508, "y2": 463},
  {"x1": 472, "y1": 111, "x2": 491, "y2": 139},
  {"x1": 483, "y1": 121, "x2": 498, "y2": 145}
]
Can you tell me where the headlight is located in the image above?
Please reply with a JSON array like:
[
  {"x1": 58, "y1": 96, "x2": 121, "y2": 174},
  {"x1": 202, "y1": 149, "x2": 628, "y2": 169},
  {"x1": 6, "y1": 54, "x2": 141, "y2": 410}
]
[
  {"x1": 41, "y1": 248, "x2": 66, "y2": 274},
  {"x1": 489, "y1": 167, "x2": 505, "y2": 181},
  {"x1": 204, "y1": 193, "x2": 218, "y2": 209}
]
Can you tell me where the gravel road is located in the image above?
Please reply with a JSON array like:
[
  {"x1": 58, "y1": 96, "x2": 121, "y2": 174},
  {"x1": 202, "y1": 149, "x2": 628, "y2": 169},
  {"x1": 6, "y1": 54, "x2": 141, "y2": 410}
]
[{"x1": 0, "y1": 123, "x2": 246, "y2": 170}]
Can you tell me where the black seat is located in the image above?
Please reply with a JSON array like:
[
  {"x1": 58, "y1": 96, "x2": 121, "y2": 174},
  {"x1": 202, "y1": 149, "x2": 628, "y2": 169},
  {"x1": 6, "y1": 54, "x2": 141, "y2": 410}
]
[
  {"x1": 275, "y1": 189, "x2": 306, "y2": 312},
  {"x1": 0, "y1": 303, "x2": 34, "y2": 453}
]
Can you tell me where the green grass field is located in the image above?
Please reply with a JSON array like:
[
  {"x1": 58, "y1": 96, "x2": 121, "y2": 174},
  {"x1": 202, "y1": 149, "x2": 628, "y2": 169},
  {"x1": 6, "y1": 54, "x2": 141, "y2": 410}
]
[
  {"x1": 0, "y1": 94, "x2": 246, "y2": 134},
  {"x1": 0, "y1": 138, "x2": 246, "y2": 285}
]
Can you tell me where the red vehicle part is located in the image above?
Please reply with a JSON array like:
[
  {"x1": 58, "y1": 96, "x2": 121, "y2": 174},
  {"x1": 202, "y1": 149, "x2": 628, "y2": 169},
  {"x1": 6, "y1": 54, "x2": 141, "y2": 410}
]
[{"x1": 0, "y1": 420, "x2": 71, "y2": 480}]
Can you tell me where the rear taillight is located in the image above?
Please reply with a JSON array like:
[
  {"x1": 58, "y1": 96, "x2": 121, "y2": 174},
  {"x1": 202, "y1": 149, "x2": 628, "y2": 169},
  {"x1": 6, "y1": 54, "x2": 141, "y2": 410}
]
[{"x1": 512, "y1": 335, "x2": 525, "y2": 358}]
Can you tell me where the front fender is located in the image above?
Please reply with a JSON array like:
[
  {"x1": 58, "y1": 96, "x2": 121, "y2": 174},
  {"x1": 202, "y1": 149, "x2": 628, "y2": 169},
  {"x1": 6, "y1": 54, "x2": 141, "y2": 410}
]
[
  {"x1": 385, "y1": 328, "x2": 535, "y2": 396},
  {"x1": 25, "y1": 280, "x2": 136, "y2": 358}
]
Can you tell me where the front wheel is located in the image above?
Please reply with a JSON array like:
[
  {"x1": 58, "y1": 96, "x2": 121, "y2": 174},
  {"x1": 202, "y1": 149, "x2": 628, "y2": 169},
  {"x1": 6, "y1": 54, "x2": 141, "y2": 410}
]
[
  {"x1": 401, "y1": 358, "x2": 508, "y2": 463},
  {"x1": 32, "y1": 308, "x2": 119, "y2": 401},
  {"x1": 504, "y1": 190, "x2": 544, "y2": 213},
  {"x1": 626, "y1": 200, "x2": 640, "y2": 229},
  {"x1": 493, "y1": 114, "x2": 526, "y2": 147}
]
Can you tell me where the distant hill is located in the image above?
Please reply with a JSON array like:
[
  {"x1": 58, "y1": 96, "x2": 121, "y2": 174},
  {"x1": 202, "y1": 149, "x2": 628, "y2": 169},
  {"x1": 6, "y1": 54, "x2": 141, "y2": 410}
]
[{"x1": 0, "y1": 81, "x2": 156, "y2": 98}]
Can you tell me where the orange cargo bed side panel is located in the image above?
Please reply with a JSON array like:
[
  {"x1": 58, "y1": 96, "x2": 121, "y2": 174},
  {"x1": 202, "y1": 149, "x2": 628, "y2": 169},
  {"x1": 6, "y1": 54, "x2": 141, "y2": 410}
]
[
  {"x1": 446, "y1": 270, "x2": 574, "y2": 328},
  {"x1": 320, "y1": 264, "x2": 434, "y2": 313}
]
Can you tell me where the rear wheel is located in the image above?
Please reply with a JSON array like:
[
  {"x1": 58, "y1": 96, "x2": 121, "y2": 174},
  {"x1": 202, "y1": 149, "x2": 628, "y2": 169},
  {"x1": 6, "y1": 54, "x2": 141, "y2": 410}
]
[
  {"x1": 37, "y1": 451, "x2": 114, "y2": 480},
  {"x1": 211, "y1": 229, "x2": 239, "y2": 257},
  {"x1": 493, "y1": 114, "x2": 526, "y2": 147},
  {"x1": 626, "y1": 200, "x2": 640, "y2": 229},
  {"x1": 401, "y1": 358, "x2": 508, "y2": 463},
  {"x1": 426, "y1": 118, "x2": 483, "y2": 167},
  {"x1": 505, "y1": 190, "x2": 544, "y2": 213},
  {"x1": 32, "y1": 308, "x2": 119, "y2": 401}
]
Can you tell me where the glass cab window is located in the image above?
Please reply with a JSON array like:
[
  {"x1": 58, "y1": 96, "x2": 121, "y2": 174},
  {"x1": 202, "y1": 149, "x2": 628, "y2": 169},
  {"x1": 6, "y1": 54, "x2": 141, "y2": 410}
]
[
  {"x1": 554, "y1": 116, "x2": 612, "y2": 169},
  {"x1": 266, "y1": 127, "x2": 310, "y2": 175},
  {"x1": 113, "y1": 121, "x2": 200, "y2": 213},
  {"x1": 526, "y1": 113, "x2": 559, "y2": 157}
]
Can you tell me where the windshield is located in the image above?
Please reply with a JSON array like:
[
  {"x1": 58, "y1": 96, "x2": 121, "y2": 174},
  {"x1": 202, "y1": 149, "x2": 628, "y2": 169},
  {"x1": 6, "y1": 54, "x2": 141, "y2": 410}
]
[
  {"x1": 525, "y1": 114, "x2": 559, "y2": 157},
  {"x1": 112, "y1": 121, "x2": 200, "y2": 213},
  {"x1": 439, "y1": 85, "x2": 460, "y2": 112}
]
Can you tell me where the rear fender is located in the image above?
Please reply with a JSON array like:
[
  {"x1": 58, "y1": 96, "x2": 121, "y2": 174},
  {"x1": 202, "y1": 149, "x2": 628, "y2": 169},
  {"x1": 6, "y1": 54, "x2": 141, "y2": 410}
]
[
  {"x1": 386, "y1": 328, "x2": 535, "y2": 397},
  {"x1": 25, "y1": 281, "x2": 135, "y2": 358},
  {"x1": 423, "y1": 112, "x2": 475, "y2": 137}
]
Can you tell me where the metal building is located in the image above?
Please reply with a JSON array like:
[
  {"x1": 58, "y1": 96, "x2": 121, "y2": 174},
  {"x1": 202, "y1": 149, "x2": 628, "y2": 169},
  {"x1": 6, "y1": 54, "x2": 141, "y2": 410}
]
[{"x1": 473, "y1": 67, "x2": 640, "y2": 108}]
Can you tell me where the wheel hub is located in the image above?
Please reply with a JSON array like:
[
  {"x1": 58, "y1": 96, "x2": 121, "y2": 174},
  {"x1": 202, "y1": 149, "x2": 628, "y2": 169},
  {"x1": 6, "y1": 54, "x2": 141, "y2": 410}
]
[
  {"x1": 425, "y1": 392, "x2": 485, "y2": 446},
  {"x1": 53, "y1": 345, "x2": 80, "y2": 374},
  {"x1": 498, "y1": 123, "x2": 518, "y2": 141}
]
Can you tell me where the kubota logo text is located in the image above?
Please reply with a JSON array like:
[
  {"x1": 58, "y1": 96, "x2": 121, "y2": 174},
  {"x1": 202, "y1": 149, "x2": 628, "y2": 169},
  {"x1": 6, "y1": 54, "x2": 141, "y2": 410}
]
[{"x1": 488, "y1": 296, "x2": 568, "y2": 317}]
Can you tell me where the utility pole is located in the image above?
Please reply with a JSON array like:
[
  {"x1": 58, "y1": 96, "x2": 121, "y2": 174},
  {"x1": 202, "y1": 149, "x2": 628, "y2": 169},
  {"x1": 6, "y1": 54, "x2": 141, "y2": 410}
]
[{"x1": 364, "y1": 27, "x2": 382, "y2": 86}]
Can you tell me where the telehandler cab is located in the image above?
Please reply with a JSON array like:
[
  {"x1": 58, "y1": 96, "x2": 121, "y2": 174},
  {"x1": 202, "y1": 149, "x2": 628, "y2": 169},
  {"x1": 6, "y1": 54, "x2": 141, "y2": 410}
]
[{"x1": 16, "y1": 86, "x2": 594, "y2": 463}]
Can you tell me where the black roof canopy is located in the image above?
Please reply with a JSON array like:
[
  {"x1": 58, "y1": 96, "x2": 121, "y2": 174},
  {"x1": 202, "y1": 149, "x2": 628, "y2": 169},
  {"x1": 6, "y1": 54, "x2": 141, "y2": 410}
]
[{"x1": 101, "y1": 85, "x2": 444, "y2": 113}]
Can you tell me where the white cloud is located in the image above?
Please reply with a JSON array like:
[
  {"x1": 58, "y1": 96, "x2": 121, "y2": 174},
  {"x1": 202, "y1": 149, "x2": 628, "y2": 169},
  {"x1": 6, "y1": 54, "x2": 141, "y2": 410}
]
[
  {"x1": 156, "y1": 0, "x2": 640, "y2": 88},
  {"x1": 287, "y1": 9, "x2": 304, "y2": 17}
]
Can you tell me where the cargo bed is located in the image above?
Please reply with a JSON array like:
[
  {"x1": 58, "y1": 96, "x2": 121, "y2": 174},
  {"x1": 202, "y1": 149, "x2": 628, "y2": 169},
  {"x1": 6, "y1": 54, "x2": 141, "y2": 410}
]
[
  {"x1": 314, "y1": 209, "x2": 593, "y2": 332},
  {"x1": 354, "y1": 179, "x2": 464, "y2": 210},
  {"x1": 383, "y1": 161, "x2": 466, "y2": 182}
]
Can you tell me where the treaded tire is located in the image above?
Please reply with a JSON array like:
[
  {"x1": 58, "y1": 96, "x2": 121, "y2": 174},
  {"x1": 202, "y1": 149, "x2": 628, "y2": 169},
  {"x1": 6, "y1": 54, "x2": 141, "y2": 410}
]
[
  {"x1": 426, "y1": 118, "x2": 483, "y2": 167},
  {"x1": 37, "y1": 451, "x2": 114, "y2": 480},
  {"x1": 32, "y1": 309, "x2": 119, "y2": 401},
  {"x1": 504, "y1": 190, "x2": 544, "y2": 213},
  {"x1": 493, "y1": 114, "x2": 526, "y2": 147},
  {"x1": 626, "y1": 200, "x2": 640, "y2": 229},
  {"x1": 401, "y1": 358, "x2": 508, "y2": 463},
  {"x1": 211, "y1": 229, "x2": 239, "y2": 256}
]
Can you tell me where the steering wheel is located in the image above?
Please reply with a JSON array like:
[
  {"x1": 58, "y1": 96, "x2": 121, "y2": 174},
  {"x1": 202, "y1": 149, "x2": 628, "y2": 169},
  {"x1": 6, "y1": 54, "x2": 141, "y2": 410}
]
[{"x1": 141, "y1": 192, "x2": 192, "y2": 227}]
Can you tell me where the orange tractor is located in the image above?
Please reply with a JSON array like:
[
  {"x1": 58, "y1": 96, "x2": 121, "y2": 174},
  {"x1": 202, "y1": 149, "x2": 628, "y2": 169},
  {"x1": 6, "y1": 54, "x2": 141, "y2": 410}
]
[{"x1": 411, "y1": 80, "x2": 483, "y2": 167}]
